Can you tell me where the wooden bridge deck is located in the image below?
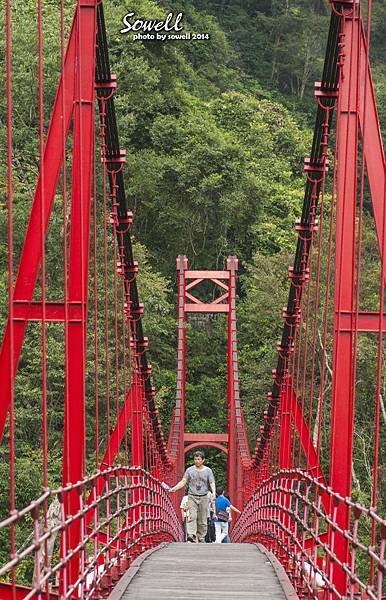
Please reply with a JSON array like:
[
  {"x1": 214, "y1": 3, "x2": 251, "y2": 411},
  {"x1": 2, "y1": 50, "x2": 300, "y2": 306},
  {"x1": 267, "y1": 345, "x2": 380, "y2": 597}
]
[{"x1": 109, "y1": 542, "x2": 297, "y2": 600}]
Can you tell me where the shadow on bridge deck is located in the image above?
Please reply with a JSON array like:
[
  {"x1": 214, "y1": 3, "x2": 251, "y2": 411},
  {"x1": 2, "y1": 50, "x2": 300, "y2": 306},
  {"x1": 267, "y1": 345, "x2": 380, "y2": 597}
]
[{"x1": 108, "y1": 542, "x2": 298, "y2": 600}]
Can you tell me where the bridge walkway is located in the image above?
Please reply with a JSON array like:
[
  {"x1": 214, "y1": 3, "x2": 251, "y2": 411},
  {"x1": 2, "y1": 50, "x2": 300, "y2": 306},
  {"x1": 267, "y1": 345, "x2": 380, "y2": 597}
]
[{"x1": 109, "y1": 542, "x2": 297, "y2": 600}]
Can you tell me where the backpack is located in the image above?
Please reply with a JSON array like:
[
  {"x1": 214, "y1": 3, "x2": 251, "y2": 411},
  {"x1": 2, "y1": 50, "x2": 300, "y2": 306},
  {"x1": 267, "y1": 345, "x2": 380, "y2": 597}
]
[{"x1": 216, "y1": 509, "x2": 229, "y2": 522}]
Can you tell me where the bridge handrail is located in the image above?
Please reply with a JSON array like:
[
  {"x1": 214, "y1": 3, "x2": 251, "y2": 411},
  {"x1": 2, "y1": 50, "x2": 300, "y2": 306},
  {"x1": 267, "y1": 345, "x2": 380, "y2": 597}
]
[
  {"x1": 232, "y1": 469, "x2": 385, "y2": 599},
  {"x1": 0, "y1": 466, "x2": 182, "y2": 598}
]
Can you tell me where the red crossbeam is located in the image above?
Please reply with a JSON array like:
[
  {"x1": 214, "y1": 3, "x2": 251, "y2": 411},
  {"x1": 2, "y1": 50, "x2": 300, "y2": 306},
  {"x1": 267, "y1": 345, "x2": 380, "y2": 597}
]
[
  {"x1": 0, "y1": 582, "x2": 59, "y2": 600},
  {"x1": 185, "y1": 270, "x2": 229, "y2": 279},
  {"x1": 184, "y1": 433, "x2": 228, "y2": 442},
  {"x1": 185, "y1": 303, "x2": 229, "y2": 313},
  {"x1": 12, "y1": 301, "x2": 83, "y2": 322},
  {"x1": 337, "y1": 311, "x2": 386, "y2": 332}
]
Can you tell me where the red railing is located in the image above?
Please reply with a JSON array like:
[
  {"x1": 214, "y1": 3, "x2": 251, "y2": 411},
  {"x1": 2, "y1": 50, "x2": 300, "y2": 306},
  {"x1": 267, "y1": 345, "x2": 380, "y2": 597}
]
[
  {"x1": 0, "y1": 467, "x2": 182, "y2": 599},
  {"x1": 232, "y1": 470, "x2": 386, "y2": 599}
]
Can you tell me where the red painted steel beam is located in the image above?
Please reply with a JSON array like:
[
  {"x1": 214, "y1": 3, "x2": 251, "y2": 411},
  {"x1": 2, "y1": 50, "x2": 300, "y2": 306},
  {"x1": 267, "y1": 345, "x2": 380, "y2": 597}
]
[
  {"x1": 292, "y1": 397, "x2": 327, "y2": 489},
  {"x1": 289, "y1": 389, "x2": 329, "y2": 512},
  {"x1": 279, "y1": 380, "x2": 330, "y2": 529},
  {"x1": 184, "y1": 433, "x2": 228, "y2": 443},
  {"x1": 227, "y1": 257, "x2": 238, "y2": 506},
  {"x1": 280, "y1": 382, "x2": 327, "y2": 487},
  {"x1": 84, "y1": 387, "x2": 133, "y2": 527},
  {"x1": 358, "y1": 25, "x2": 386, "y2": 262},
  {"x1": 185, "y1": 304, "x2": 229, "y2": 313},
  {"x1": 304, "y1": 531, "x2": 328, "y2": 551},
  {"x1": 337, "y1": 311, "x2": 386, "y2": 332},
  {"x1": 130, "y1": 380, "x2": 144, "y2": 467},
  {"x1": 279, "y1": 386, "x2": 292, "y2": 471},
  {"x1": 62, "y1": 7, "x2": 97, "y2": 470},
  {"x1": 167, "y1": 256, "x2": 188, "y2": 512},
  {"x1": 185, "y1": 291, "x2": 230, "y2": 306},
  {"x1": 227, "y1": 258, "x2": 251, "y2": 471},
  {"x1": 329, "y1": 11, "x2": 360, "y2": 594},
  {"x1": 210, "y1": 292, "x2": 229, "y2": 305},
  {"x1": 329, "y1": 13, "x2": 385, "y2": 593},
  {"x1": 85, "y1": 527, "x2": 120, "y2": 551},
  {"x1": 185, "y1": 278, "x2": 204, "y2": 291},
  {"x1": 184, "y1": 442, "x2": 228, "y2": 455},
  {"x1": 211, "y1": 278, "x2": 228, "y2": 291},
  {"x1": 185, "y1": 271, "x2": 229, "y2": 279},
  {"x1": 170, "y1": 256, "x2": 250, "y2": 511},
  {"x1": 0, "y1": 582, "x2": 59, "y2": 600},
  {"x1": 61, "y1": 0, "x2": 97, "y2": 589},
  {"x1": 12, "y1": 301, "x2": 83, "y2": 322},
  {"x1": 183, "y1": 267, "x2": 231, "y2": 312},
  {"x1": 168, "y1": 256, "x2": 187, "y2": 478},
  {"x1": 185, "y1": 291, "x2": 204, "y2": 304},
  {"x1": 99, "y1": 387, "x2": 133, "y2": 470},
  {"x1": 129, "y1": 378, "x2": 145, "y2": 543}
]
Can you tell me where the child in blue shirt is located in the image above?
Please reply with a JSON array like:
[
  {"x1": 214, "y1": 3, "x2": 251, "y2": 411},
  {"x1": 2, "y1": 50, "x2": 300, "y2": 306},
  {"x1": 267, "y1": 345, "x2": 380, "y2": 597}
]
[{"x1": 214, "y1": 488, "x2": 241, "y2": 543}]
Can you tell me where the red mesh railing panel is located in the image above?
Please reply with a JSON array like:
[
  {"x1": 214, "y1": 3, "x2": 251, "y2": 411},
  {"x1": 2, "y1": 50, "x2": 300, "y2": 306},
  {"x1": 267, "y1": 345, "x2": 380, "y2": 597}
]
[
  {"x1": 233, "y1": 470, "x2": 386, "y2": 599},
  {"x1": 0, "y1": 467, "x2": 182, "y2": 598}
]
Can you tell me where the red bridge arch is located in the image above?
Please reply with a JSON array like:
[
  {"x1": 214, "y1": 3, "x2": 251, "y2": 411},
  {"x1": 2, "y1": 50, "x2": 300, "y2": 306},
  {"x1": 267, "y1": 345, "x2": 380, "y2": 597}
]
[{"x1": 184, "y1": 442, "x2": 228, "y2": 455}]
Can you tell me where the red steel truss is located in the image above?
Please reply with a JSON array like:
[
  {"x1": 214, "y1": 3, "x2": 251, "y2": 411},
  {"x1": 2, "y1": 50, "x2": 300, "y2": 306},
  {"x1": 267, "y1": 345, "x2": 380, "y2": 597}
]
[
  {"x1": 329, "y1": 7, "x2": 386, "y2": 589},
  {"x1": 243, "y1": 1, "x2": 386, "y2": 597},
  {"x1": 167, "y1": 256, "x2": 251, "y2": 509},
  {"x1": 1, "y1": 1, "x2": 176, "y2": 595},
  {"x1": 0, "y1": 0, "x2": 385, "y2": 599}
]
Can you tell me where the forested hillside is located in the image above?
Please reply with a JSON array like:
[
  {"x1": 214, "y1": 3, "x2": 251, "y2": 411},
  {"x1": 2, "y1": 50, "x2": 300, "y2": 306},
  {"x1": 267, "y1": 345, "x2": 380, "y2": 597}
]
[{"x1": 0, "y1": 0, "x2": 385, "y2": 531}]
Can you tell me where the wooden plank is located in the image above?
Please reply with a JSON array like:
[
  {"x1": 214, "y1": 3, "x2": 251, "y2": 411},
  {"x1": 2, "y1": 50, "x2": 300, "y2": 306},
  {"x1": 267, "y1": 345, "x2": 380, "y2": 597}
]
[{"x1": 109, "y1": 543, "x2": 297, "y2": 600}]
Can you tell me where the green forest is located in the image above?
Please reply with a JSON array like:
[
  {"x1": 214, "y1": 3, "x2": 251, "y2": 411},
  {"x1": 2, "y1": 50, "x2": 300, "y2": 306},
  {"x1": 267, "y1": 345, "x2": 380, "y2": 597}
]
[{"x1": 0, "y1": 0, "x2": 385, "y2": 547}]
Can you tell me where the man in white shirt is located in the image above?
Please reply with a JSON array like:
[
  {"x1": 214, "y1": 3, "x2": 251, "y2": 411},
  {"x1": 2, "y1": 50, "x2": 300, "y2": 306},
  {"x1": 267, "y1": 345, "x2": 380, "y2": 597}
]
[
  {"x1": 180, "y1": 494, "x2": 189, "y2": 541},
  {"x1": 206, "y1": 491, "x2": 216, "y2": 542}
]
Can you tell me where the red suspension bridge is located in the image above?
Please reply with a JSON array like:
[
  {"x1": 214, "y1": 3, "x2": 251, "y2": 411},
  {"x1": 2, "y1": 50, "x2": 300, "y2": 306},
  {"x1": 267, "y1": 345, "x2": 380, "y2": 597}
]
[{"x1": 1, "y1": 0, "x2": 385, "y2": 598}]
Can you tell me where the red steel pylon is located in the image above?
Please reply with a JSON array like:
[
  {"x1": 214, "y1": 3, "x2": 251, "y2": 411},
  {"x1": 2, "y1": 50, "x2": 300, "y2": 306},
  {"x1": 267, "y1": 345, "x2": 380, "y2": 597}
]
[{"x1": 167, "y1": 256, "x2": 251, "y2": 508}]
